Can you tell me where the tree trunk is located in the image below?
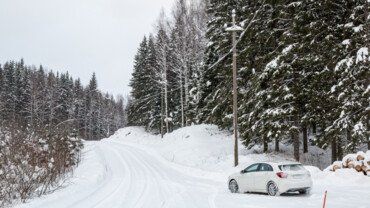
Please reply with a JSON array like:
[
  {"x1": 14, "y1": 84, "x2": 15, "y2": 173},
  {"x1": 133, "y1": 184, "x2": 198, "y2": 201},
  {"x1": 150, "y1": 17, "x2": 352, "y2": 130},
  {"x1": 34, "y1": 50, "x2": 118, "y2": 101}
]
[
  {"x1": 312, "y1": 122, "x2": 317, "y2": 135},
  {"x1": 263, "y1": 135, "x2": 268, "y2": 153},
  {"x1": 347, "y1": 127, "x2": 354, "y2": 152},
  {"x1": 275, "y1": 138, "x2": 279, "y2": 152},
  {"x1": 164, "y1": 68, "x2": 169, "y2": 134},
  {"x1": 331, "y1": 137, "x2": 337, "y2": 163},
  {"x1": 160, "y1": 90, "x2": 164, "y2": 138},
  {"x1": 337, "y1": 138, "x2": 343, "y2": 161},
  {"x1": 180, "y1": 75, "x2": 185, "y2": 128},
  {"x1": 292, "y1": 131, "x2": 300, "y2": 162},
  {"x1": 184, "y1": 68, "x2": 189, "y2": 126},
  {"x1": 302, "y1": 124, "x2": 308, "y2": 153}
]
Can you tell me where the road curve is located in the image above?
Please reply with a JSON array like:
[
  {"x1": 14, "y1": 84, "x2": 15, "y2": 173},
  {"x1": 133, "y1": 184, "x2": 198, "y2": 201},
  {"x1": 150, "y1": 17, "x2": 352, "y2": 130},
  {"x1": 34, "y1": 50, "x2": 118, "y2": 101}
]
[{"x1": 17, "y1": 140, "x2": 220, "y2": 208}]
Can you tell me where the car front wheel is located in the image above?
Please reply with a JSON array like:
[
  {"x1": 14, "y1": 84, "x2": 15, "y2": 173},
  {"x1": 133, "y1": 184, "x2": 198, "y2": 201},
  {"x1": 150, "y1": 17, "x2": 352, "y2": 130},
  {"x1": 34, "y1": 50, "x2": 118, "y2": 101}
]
[
  {"x1": 229, "y1": 180, "x2": 239, "y2": 193},
  {"x1": 267, "y1": 182, "x2": 279, "y2": 196}
]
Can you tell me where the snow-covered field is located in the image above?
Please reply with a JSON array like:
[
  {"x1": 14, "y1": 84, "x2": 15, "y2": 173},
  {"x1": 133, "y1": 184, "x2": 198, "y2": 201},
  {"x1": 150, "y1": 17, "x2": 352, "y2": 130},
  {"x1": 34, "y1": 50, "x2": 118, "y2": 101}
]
[{"x1": 15, "y1": 125, "x2": 370, "y2": 208}]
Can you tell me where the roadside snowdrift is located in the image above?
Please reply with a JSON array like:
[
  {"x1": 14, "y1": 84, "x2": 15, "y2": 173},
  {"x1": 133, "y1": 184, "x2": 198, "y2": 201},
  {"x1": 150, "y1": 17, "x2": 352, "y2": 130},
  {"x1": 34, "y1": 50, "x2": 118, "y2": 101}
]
[
  {"x1": 108, "y1": 125, "x2": 278, "y2": 176},
  {"x1": 109, "y1": 125, "x2": 368, "y2": 180}
]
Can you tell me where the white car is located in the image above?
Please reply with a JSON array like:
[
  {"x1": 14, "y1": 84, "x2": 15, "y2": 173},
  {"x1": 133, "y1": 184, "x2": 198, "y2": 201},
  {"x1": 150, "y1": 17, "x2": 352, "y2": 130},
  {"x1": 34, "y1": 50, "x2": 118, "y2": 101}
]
[{"x1": 228, "y1": 162, "x2": 312, "y2": 196}]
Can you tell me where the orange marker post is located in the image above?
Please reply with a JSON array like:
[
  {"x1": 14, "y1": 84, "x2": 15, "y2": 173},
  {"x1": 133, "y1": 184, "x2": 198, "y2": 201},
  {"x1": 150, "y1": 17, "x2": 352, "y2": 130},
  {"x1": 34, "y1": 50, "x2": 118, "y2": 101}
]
[{"x1": 322, "y1": 191, "x2": 328, "y2": 208}]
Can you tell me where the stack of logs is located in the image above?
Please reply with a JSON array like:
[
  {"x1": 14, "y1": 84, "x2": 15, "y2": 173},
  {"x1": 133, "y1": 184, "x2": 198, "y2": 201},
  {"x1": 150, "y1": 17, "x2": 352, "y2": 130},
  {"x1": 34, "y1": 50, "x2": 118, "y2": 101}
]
[{"x1": 330, "y1": 151, "x2": 370, "y2": 176}]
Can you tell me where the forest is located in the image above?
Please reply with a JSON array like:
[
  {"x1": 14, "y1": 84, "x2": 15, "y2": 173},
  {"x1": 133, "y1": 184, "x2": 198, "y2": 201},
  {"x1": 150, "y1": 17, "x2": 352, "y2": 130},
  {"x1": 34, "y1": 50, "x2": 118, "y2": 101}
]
[
  {"x1": 127, "y1": 0, "x2": 370, "y2": 162},
  {"x1": 0, "y1": 59, "x2": 125, "y2": 205}
]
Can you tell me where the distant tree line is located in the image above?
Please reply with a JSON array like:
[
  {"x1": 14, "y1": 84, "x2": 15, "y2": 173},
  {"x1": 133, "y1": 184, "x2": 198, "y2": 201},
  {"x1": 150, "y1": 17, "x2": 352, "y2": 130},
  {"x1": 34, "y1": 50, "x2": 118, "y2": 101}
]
[
  {"x1": 128, "y1": 0, "x2": 369, "y2": 162},
  {"x1": 0, "y1": 59, "x2": 126, "y2": 140},
  {"x1": 0, "y1": 59, "x2": 125, "y2": 205}
]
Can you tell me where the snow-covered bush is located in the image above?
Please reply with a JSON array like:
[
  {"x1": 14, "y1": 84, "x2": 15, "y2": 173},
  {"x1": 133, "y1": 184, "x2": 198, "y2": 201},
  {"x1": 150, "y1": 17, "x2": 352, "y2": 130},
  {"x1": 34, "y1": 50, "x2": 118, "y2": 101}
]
[{"x1": 0, "y1": 124, "x2": 83, "y2": 207}]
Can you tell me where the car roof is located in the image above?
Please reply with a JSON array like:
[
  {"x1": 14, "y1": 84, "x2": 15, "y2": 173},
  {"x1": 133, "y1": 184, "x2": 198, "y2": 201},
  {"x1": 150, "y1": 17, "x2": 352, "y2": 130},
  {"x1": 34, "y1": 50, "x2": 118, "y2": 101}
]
[{"x1": 258, "y1": 161, "x2": 302, "y2": 166}]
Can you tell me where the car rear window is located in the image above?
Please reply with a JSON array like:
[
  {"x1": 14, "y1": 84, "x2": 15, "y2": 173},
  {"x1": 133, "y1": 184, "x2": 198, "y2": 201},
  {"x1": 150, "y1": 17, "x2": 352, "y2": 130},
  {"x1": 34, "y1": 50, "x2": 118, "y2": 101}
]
[{"x1": 278, "y1": 164, "x2": 304, "y2": 171}]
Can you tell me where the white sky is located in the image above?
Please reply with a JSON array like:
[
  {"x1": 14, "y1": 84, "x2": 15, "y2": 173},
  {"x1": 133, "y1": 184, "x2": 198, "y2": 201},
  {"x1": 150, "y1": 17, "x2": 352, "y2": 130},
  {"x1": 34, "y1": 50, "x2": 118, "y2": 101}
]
[{"x1": 0, "y1": 0, "x2": 174, "y2": 96}]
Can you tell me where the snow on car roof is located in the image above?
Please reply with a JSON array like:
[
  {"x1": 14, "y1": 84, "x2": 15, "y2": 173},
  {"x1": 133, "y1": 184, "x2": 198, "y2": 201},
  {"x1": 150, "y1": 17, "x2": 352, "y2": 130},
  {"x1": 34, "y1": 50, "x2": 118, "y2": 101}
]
[{"x1": 260, "y1": 161, "x2": 301, "y2": 165}]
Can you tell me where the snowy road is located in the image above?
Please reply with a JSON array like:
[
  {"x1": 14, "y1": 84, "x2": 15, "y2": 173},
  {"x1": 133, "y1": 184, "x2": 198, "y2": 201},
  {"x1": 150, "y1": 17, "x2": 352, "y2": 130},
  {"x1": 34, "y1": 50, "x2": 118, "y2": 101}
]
[
  {"x1": 17, "y1": 140, "x2": 221, "y2": 208},
  {"x1": 16, "y1": 138, "x2": 370, "y2": 208}
]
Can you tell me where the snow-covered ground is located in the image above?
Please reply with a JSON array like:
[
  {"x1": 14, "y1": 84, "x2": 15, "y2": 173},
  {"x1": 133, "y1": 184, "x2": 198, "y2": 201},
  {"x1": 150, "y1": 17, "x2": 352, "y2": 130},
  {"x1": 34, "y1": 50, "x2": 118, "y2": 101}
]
[{"x1": 15, "y1": 125, "x2": 370, "y2": 208}]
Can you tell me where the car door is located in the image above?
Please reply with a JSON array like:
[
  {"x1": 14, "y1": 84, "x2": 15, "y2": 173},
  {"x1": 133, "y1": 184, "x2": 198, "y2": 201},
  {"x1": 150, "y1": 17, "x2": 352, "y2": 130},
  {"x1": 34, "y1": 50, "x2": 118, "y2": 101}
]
[
  {"x1": 254, "y1": 163, "x2": 274, "y2": 192},
  {"x1": 239, "y1": 163, "x2": 260, "y2": 192}
]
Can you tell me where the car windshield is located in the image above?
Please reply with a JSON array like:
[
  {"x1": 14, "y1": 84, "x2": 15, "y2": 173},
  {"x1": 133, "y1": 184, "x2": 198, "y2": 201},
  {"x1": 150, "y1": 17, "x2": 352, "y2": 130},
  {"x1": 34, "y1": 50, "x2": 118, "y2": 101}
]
[
  {"x1": 279, "y1": 164, "x2": 304, "y2": 171},
  {"x1": 245, "y1": 164, "x2": 259, "y2": 172}
]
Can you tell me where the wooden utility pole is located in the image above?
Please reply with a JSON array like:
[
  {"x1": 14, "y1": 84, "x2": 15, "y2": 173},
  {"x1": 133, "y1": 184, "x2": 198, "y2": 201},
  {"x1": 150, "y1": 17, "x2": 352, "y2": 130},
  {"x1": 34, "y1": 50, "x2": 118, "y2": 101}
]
[
  {"x1": 227, "y1": 10, "x2": 243, "y2": 167},
  {"x1": 232, "y1": 10, "x2": 239, "y2": 167}
]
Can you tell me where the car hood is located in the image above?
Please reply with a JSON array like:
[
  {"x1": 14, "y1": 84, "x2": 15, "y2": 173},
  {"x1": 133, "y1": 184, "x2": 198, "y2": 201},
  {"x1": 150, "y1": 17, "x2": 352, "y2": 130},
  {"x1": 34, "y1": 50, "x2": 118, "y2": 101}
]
[{"x1": 228, "y1": 172, "x2": 241, "y2": 180}]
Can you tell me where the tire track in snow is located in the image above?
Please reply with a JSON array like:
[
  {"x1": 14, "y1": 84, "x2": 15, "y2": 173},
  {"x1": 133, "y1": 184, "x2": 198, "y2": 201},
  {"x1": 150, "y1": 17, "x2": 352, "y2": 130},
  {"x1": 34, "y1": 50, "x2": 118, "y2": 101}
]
[
  {"x1": 123, "y1": 145, "x2": 187, "y2": 208},
  {"x1": 112, "y1": 142, "x2": 197, "y2": 208},
  {"x1": 128, "y1": 145, "x2": 218, "y2": 208},
  {"x1": 89, "y1": 143, "x2": 133, "y2": 208},
  {"x1": 65, "y1": 144, "x2": 114, "y2": 208},
  {"x1": 116, "y1": 144, "x2": 153, "y2": 208},
  {"x1": 111, "y1": 141, "x2": 219, "y2": 208}
]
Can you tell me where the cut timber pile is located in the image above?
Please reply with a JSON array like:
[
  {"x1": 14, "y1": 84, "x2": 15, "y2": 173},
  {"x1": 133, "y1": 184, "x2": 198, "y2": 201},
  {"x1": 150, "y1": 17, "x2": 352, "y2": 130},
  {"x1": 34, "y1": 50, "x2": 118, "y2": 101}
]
[{"x1": 329, "y1": 151, "x2": 370, "y2": 176}]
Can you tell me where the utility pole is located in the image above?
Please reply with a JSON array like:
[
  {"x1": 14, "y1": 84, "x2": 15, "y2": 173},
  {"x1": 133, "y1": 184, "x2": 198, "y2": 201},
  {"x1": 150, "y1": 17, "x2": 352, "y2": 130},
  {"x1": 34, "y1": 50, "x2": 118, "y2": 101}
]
[{"x1": 226, "y1": 9, "x2": 243, "y2": 167}]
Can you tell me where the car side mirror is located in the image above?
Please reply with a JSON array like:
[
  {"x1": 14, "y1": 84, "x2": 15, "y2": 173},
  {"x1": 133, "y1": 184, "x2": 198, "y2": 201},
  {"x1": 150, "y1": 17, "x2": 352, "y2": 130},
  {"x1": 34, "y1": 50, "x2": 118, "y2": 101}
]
[{"x1": 241, "y1": 170, "x2": 246, "y2": 174}]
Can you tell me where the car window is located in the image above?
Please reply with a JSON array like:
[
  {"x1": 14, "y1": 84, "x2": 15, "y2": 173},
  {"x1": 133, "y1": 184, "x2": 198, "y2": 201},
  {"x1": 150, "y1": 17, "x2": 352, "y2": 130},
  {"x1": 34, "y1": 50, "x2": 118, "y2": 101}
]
[
  {"x1": 245, "y1": 164, "x2": 259, "y2": 173},
  {"x1": 279, "y1": 164, "x2": 304, "y2": 171},
  {"x1": 259, "y1": 164, "x2": 273, "y2": 172}
]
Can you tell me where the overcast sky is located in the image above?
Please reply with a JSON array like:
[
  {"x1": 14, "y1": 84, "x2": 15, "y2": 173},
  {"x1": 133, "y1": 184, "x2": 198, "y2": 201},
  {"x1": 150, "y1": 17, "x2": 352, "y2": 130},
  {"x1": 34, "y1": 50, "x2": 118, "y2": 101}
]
[{"x1": 0, "y1": 0, "x2": 174, "y2": 96}]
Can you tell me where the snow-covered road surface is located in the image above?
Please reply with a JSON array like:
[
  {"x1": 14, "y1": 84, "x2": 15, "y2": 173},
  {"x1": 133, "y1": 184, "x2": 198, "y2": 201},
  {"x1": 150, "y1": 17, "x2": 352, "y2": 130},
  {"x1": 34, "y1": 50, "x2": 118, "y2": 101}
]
[
  {"x1": 16, "y1": 136, "x2": 370, "y2": 208},
  {"x1": 17, "y1": 140, "x2": 221, "y2": 208}
]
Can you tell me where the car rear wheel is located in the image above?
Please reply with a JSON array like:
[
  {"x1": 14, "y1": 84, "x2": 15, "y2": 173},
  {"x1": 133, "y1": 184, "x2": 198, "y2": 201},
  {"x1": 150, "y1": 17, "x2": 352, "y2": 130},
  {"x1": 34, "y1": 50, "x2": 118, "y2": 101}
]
[
  {"x1": 267, "y1": 182, "x2": 279, "y2": 196},
  {"x1": 229, "y1": 180, "x2": 239, "y2": 193}
]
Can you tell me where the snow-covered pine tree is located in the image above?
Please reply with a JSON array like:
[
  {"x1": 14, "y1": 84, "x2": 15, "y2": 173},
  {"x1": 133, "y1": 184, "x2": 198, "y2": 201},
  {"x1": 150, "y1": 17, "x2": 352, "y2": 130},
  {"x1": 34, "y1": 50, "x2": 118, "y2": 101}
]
[
  {"x1": 44, "y1": 71, "x2": 58, "y2": 131},
  {"x1": 264, "y1": 0, "x2": 336, "y2": 161},
  {"x1": 14, "y1": 60, "x2": 32, "y2": 126},
  {"x1": 31, "y1": 66, "x2": 47, "y2": 128},
  {"x1": 73, "y1": 78, "x2": 85, "y2": 136},
  {"x1": 86, "y1": 73, "x2": 100, "y2": 140},
  {"x1": 170, "y1": 0, "x2": 209, "y2": 127},
  {"x1": 327, "y1": 0, "x2": 370, "y2": 154},
  {"x1": 19, "y1": 67, "x2": 32, "y2": 126},
  {"x1": 1, "y1": 61, "x2": 16, "y2": 124},
  {"x1": 55, "y1": 73, "x2": 72, "y2": 125},
  {"x1": 198, "y1": 0, "x2": 241, "y2": 129},
  {"x1": 237, "y1": 1, "x2": 293, "y2": 153},
  {"x1": 115, "y1": 95, "x2": 126, "y2": 130},
  {"x1": 186, "y1": 0, "x2": 209, "y2": 125},
  {"x1": 154, "y1": 21, "x2": 172, "y2": 133},
  {"x1": 127, "y1": 37, "x2": 150, "y2": 127},
  {"x1": 170, "y1": 0, "x2": 191, "y2": 128}
]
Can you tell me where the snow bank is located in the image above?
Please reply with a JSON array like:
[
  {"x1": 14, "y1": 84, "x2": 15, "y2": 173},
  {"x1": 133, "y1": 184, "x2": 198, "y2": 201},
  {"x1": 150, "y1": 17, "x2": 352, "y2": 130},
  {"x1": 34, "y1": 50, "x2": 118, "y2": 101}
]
[
  {"x1": 314, "y1": 169, "x2": 370, "y2": 188},
  {"x1": 109, "y1": 125, "x2": 288, "y2": 178},
  {"x1": 109, "y1": 125, "x2": 333, "y2": 179},
  {"x1": 15, "y1": 142, "x2": 106, "y2": 208},
  {"x1": 110, "y1": 125, "x2": 370, "y2": 183}
]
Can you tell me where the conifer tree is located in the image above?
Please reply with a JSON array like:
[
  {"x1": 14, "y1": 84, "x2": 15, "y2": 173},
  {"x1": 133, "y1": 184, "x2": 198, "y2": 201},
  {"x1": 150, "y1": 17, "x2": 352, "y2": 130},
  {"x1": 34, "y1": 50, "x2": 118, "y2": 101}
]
[
  {"x1": 127, "y1": 37, "x2": 152, "y2": 127},
  {"x1": 198, "y1": 0, "x2": 240, "y2": 129}
]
